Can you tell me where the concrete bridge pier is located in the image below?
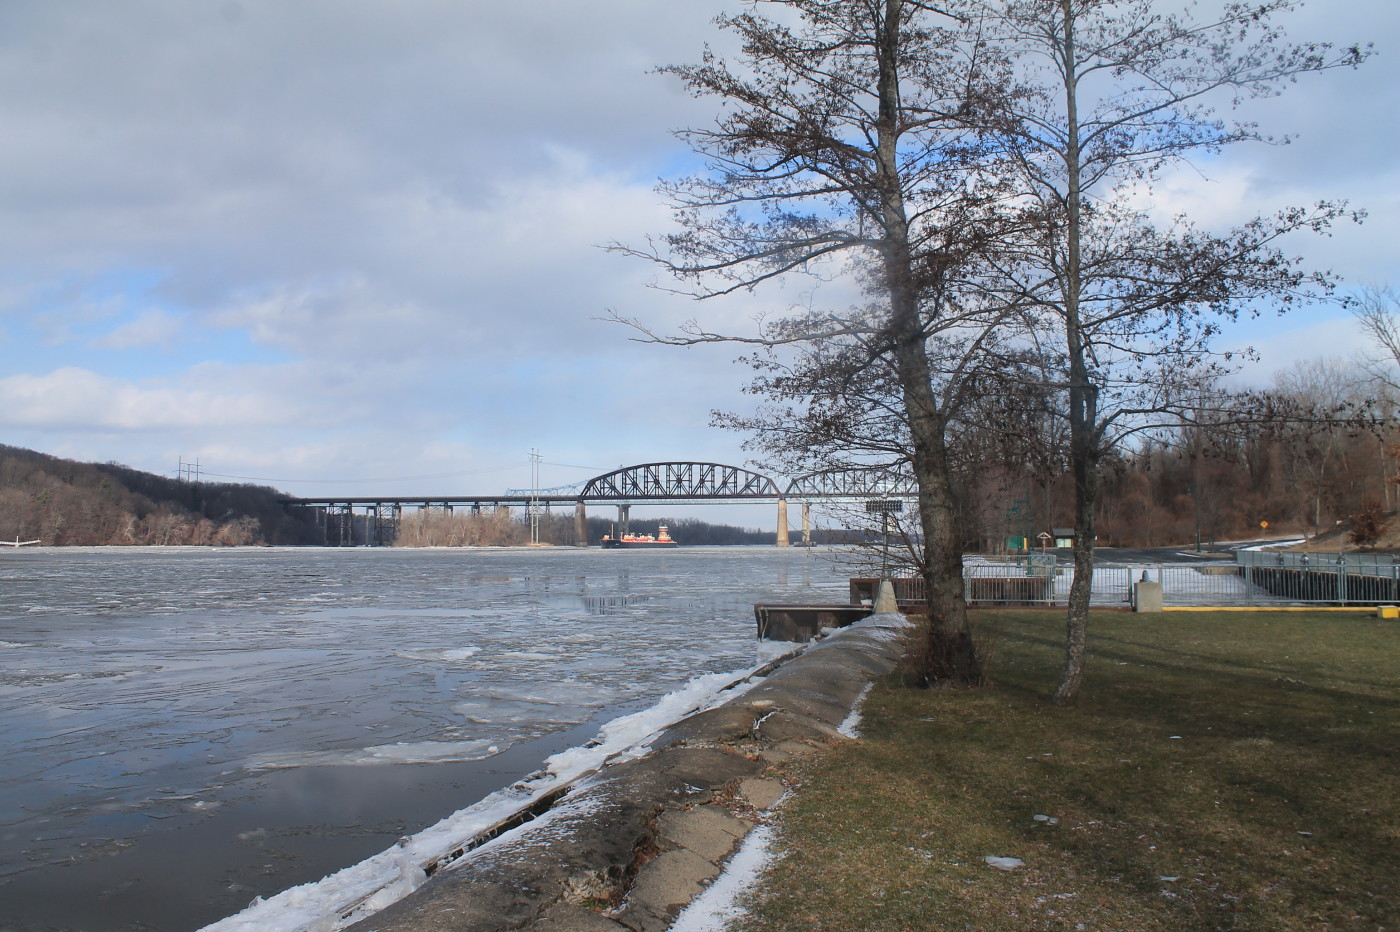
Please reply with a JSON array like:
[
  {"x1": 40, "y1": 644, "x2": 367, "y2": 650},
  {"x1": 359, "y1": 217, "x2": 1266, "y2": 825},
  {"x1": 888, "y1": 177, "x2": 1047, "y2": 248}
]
[
  {"x1": 618, "y1": 504, "x2": 631, "y2": 537},
  {"x1": 776, "y1": 498, "x2": 790, "y2": 547},
  {"x1": 574, "y1": 501, "x2": 587, "y2": 547},
  {"x1": 802, "y1": 502, "x2": 811, "y2": 546}
]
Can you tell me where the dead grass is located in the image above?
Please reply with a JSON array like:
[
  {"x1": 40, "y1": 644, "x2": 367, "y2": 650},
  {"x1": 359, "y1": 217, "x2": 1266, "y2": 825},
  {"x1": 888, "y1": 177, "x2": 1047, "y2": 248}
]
[{"x1": 736, "y1": 611, "x2": 1400, "y2": 931}]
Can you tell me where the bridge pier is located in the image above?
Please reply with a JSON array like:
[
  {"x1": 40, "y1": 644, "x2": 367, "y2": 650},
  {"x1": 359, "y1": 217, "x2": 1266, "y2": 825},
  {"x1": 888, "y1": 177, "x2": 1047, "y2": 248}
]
[
  {"x1": 575, "y1": 501, "x2": 587, "y2": 547},
  {"x1": 618, "y1": 504, "x2": 630, "y2": 537},
  {"x1": 776, "y1": 498, "x2": 790, "y2": 547},
  {"x1": 802, "y1": 502, "x2": 811, "y2": 546},
  {"x1": 328, "y1": 503, "x2": 353, "y2": 546}
]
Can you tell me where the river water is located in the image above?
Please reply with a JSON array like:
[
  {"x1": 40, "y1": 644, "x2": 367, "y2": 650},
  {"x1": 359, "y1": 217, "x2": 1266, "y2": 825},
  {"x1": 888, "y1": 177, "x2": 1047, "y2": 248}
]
[{"x1": 0, "y1": 545, "x2": 851, "y2": 931}]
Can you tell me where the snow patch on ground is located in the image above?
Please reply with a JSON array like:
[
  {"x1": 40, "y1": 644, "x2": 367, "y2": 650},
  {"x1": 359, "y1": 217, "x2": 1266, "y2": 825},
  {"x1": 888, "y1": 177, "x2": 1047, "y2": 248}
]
[
  {"x1": 667, "y1": 823, "x2": 777, "y2": 932},
  {"x1": 834, "y1": 612, "x2": 912, "y2": 641},
  {"x1": 837, "y1": 682, "x2": 873, "y2": 739}
]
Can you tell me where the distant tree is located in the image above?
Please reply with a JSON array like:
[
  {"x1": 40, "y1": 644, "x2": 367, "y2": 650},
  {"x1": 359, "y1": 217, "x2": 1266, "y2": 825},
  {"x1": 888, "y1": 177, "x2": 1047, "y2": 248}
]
[
  {"x1": 1351, "y1": 286, "x2": 1400, "y2": 390},
  {"x1": 1269, "y1": 358, "x2": 1371, "y2": 534},
  {"x1": 1349, "y1": 500, "x2": 1386, "y2": 550}
]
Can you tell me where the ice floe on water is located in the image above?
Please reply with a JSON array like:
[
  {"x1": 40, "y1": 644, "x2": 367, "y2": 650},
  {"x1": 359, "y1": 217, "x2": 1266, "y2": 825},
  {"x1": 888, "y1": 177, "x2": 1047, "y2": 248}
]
[
  {"x1": 0, "y1": 545, "x2": 850, "y2": 929},
  {"x1": 394, "y1": 646, "x2": 480, "y2": 663},
  {"x1": 451, "y1": 698, "x2": 593, "y2": 727},
  {"x1": 248, "y1": 737, "x2": 509, "y2": 770}
]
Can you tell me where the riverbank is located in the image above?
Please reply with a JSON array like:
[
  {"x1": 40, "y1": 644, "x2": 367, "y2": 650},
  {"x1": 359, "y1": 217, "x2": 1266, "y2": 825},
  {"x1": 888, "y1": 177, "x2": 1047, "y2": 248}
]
[
  {"x1": 274, "y1": 614, "x2": 909, "y2": 932},
  {"x1": 733, "y1": 609, "x2": 1400, "y2": 930}
]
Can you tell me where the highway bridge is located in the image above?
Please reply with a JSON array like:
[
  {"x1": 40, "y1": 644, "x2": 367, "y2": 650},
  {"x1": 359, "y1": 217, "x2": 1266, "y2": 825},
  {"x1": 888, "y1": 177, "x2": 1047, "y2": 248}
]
[{"x1": 282, "y1": 461, "x2": 918, "y2": 546}]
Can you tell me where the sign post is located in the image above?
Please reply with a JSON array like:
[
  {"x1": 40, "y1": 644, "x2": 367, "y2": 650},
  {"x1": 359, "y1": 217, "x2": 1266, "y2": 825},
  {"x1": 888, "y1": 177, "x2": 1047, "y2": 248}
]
[{"x1": 865, "y1": 499, "x2": 904, "y2": 579}]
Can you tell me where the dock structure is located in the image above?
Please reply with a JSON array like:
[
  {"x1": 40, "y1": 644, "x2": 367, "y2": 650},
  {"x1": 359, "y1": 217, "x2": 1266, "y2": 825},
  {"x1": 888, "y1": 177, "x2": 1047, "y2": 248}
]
[{"x1": 283, "y1": 461, "x2": 919, "y2": 547}]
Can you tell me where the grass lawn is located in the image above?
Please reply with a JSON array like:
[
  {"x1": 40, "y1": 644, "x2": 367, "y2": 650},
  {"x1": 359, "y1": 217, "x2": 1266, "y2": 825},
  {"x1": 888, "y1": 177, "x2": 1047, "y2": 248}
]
[{"x1": 736, "y1": 611, "x2": 1399, "y2": 931}]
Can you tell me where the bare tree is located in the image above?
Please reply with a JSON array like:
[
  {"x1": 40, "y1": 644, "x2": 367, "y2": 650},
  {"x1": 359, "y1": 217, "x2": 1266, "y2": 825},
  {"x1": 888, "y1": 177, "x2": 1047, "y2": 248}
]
[
  {"x1": 611, "y1": 0, "x2": 1016, "y2": 685},
  {"x1": 970, "y1": 0, "x2": 1366, "y2": 702},
  {"x1": 1351, "y1": 286, "x2": 1400, "y2": 388}
]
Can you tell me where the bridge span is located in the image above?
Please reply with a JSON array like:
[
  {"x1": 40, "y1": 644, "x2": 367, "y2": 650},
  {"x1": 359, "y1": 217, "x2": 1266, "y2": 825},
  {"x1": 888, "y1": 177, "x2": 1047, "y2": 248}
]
[{"x1": 282, "y1": 461, "x2": 918, "y2": 547}]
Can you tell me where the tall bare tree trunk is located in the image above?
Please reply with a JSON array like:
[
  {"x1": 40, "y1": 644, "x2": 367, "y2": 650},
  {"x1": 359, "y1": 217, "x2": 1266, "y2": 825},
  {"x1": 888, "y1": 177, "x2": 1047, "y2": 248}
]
[
  {"x1": 876, "y1": 0, "x2": 980, "y2": 686},
  {"x1": 1054, "y1": 0, "x2": 1093, "y2": 703},
  {"x1": 1056, "y1": 382, "x2": 1098, "y2": 702}
]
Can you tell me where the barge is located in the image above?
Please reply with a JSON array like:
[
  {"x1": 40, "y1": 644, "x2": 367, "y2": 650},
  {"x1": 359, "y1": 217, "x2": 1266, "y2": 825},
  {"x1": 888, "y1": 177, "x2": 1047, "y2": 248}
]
[{"x1": 600, "y1": 525, "x2": 679, "y2": 549}]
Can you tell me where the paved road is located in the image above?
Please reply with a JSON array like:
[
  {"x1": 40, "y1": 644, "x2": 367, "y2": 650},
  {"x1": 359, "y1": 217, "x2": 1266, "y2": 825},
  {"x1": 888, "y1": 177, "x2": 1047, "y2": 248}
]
[{"x1": 1092, "y1": 546, "x2": 1233, "y2": 564}]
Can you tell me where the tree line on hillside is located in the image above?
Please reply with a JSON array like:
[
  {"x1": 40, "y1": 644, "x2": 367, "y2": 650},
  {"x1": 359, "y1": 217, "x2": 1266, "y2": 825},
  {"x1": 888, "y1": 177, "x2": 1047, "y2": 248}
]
[
  {"x1": 911, "y1": 353, "x2": 1396, "y2": 552},
  {"x1": 0, "y1": 445, "x2": 320, "y2": 546},
  {"x1": 393, "y1": 511, "x2": 793, "y2": 547},
  {"x1": 0, "y1": 444, "x2": 812, "y2": 548}
]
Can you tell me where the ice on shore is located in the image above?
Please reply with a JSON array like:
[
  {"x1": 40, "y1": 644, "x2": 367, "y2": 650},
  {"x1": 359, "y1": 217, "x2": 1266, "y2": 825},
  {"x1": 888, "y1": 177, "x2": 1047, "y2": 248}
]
[{"x1": 202, "y1": 661, "x2": 777, "y2": 932}]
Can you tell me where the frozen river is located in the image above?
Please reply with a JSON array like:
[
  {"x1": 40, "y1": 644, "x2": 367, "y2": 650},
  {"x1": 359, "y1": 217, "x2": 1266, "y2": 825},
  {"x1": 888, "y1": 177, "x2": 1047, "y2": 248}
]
[{"x1": 0, "y1": 545, "x2": 852, "y2": 931}]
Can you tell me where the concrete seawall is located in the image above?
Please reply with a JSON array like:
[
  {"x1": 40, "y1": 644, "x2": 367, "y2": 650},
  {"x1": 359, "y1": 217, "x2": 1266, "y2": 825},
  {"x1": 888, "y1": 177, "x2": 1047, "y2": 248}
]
[{"x1": 351, "y1": 615, "x2": 909, "y2": 932}]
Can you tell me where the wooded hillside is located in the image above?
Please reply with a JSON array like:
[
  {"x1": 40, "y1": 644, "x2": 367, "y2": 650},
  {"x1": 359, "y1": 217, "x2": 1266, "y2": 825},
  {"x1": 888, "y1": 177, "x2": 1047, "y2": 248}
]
[{"x1": 0, "y1": 445, "x2": 320, "y2": 546}]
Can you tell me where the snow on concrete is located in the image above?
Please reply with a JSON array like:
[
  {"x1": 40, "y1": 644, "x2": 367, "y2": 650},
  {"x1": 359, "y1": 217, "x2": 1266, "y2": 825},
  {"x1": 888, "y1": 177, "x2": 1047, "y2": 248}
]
[
  {"x1": 667, "y1": 823, "x2": 777, "y2": 932},
  {"x1": 837, "y1": 682, "x2": 873, "y2": 739},
  {"x1": 200, "y1": 612, "x2": 887, "y2": 932},
  {"x1": 201, "y1": 658, "x2": 789, "y2": 932}
]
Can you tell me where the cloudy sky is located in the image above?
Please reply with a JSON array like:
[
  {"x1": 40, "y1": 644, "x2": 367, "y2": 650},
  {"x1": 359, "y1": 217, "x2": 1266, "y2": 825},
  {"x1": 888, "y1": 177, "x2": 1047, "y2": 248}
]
[{"x1": 0, "y1": 1, "x2": 1395, "y2": 516}]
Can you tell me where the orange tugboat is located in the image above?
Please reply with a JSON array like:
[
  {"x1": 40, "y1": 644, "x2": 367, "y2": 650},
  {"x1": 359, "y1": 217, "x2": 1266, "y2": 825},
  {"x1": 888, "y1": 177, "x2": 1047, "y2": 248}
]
[{"x1": 600, "y1": 525, "x2": 679, "y2": 549}]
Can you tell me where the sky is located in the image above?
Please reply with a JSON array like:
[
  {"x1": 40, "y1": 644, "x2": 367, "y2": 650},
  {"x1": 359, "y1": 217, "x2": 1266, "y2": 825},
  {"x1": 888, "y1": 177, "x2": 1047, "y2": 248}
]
[{"x1": 0, "y1": 0, "x2": 1396, "y2": 525}]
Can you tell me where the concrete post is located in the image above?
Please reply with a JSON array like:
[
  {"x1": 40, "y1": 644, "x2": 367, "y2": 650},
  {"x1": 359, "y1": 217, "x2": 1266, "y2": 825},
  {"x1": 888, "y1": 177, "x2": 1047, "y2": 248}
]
[
  {"x1": 776, "y1": 498, "x2": 790, "y2": 547},
  {"x1": 574, "y1": 501, "x2": 588, "y2": 547},
  {"x1": 801, "y1": 502, "x2": 812, "y2": 546},
  {"x1": 874, "y1": 578, "x2": 899, "y2": 613},
  {"x1": 1133, "y1": 580, "x2": 1163, "y2": 612}
]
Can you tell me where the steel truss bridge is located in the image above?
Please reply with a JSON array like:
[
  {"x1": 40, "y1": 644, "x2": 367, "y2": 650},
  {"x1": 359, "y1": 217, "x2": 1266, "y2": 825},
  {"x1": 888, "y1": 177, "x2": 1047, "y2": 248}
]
[{"x1": 282, "y1": 461, "x2": 918, "y2": 547}]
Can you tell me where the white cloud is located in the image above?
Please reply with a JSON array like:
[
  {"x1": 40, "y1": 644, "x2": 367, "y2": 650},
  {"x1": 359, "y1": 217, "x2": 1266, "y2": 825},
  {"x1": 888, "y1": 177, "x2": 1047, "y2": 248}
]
[
  {"x1": 90, "y1": 309, "x2": 183, "y2": 350},
  {"x1": 0, "y1": 0, "x2": 1394, "y2": 492},
  {"x1": 0, "y1": 367, "x2": 295, "y2": 431}
]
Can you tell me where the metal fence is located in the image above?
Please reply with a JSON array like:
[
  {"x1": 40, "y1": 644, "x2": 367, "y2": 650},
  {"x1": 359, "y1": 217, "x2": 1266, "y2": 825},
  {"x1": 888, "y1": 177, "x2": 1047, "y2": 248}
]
[
  {"x1": 1228, "y1": 551, "x2": 1400, "y2": 605},
  {"x1": 1143, "y1": 564, "x2": 1268, "y2": 607},
  {"x1": 957, "y1": 551, "x2": 1400, "y2": 607},
  {"x1": 962, "y1": 558, "x2": 1134, "y2": 607}
]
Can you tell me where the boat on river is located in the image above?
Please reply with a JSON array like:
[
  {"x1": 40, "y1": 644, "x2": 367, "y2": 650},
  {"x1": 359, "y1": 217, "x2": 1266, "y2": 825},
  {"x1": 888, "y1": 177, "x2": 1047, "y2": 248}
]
[{"x1": 600, "y1": 525, "x2": 678, "y2": 549}]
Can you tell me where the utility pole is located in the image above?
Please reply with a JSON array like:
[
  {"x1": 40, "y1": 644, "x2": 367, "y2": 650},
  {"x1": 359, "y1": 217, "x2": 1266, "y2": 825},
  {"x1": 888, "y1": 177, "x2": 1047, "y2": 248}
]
[{"x1": 529, "y1": 450, "x2": 542, "y2": 545}]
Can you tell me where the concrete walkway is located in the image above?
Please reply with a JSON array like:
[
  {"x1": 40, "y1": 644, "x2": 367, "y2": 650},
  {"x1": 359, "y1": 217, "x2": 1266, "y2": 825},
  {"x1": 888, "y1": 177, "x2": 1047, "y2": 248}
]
[{"x1": 350, "y1": 615, "x2": 909, "y2": 932}]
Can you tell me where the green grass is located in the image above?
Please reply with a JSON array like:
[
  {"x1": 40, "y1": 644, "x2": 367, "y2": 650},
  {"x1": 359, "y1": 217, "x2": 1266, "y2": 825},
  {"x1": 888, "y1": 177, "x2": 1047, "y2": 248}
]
[{"x1": 737, "y1": 611, "x2": 1400, "y2": 931}]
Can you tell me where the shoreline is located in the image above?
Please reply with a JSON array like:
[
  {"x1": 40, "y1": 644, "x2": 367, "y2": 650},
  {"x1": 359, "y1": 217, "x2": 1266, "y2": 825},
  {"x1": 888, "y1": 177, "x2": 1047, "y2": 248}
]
[
  {"x1": 347, "y1": 614, "x2": 908, "y2": 932},
  {"x1": 203, "y1": 615, "x2": 906, "y2": 931}
]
